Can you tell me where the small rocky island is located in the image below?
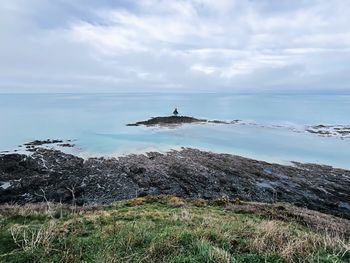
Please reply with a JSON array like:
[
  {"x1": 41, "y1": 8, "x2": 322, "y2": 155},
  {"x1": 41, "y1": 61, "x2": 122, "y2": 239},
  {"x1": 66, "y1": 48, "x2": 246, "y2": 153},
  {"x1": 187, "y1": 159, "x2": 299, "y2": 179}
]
[
  {"x1": 127, "y1": 107, "x2": 232, "y2": 126},
  {"x1": 127, "y1": 116, "x2": 208, "y2": 126}
]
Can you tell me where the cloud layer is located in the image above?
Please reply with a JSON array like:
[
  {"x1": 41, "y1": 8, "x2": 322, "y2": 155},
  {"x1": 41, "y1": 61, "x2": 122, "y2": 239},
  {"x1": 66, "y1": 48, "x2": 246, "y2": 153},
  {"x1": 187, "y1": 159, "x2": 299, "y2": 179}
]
[{"x1": 1, "y1": 0, "x2": 350, "y2": 93}]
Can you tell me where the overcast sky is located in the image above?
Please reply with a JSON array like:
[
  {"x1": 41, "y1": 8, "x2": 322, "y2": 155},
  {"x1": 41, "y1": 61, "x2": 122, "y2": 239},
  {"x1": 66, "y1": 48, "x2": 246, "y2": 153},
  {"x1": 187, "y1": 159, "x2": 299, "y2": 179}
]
[{"x1": 1, "y1": 0, "x2": 350, "y2": 93}]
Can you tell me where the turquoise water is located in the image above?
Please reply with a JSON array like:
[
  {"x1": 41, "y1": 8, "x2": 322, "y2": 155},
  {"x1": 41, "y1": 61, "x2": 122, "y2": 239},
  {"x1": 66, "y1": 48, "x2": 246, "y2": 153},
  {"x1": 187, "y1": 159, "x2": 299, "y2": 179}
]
[{"x1": 0, "y1": 93, "x2": 349, "y2": 168}]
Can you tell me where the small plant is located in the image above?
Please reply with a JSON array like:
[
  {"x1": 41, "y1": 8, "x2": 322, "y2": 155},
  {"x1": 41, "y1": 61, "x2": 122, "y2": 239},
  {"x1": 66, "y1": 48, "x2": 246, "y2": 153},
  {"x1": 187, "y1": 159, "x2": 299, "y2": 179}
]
[
  {"x1": 168, "y1": 196, "x2": 186, "y2": 207},
  {"x1": 274, "y1": 204, "x2": 286, "y2": 210},
  {"x1": 233, "y1": 198, "x2": 242, "y2": 205},
  {"x1": 128, "y1": 197, "x2": 147, "y2": 206},
  {"x1": 191, "y1": 198, "x2": 207, "y2": 207},
  {"x1": 172, "y1": 209, "x2": 193, "y2": 223},
  {"x1": 211, "y1": 196, "x2": 230, "y2": 206},
  {"x1": 209, "y1": 246, "x2": 231, "y2": 263},
  {"x1": 10, "y1": 221, "x2": 57, "y2": 253}
]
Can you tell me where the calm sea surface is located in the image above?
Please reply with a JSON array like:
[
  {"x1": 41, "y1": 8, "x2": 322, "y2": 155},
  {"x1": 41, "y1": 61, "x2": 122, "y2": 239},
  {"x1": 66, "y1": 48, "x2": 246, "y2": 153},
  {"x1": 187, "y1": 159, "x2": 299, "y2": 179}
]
[{"x1": 0, "y1": 93, "x2": 349, "y2": 168}]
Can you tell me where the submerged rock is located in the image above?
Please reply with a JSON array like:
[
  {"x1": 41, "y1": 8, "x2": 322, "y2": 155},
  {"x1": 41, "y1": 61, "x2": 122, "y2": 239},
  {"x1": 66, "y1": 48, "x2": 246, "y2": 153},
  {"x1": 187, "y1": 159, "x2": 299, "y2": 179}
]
[
  {"x1": 57, "y1": 143, "x2": 75, "y2": 147},
  {"x1": 0, "y1": 147, "x2": 349, "y2": 218}
]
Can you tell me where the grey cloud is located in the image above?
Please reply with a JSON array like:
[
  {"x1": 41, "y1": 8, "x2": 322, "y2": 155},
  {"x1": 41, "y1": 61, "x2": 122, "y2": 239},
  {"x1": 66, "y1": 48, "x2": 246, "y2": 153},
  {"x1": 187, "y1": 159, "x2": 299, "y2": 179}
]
[{"x1": 0, "y1": 0, "x2": 349, "y2": 93}]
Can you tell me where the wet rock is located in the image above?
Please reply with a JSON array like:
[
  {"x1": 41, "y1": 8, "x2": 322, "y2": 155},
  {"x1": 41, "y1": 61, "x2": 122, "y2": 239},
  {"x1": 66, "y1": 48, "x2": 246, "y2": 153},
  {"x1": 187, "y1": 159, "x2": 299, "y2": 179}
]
[
  {"x1": 57, "y1": 143, "x2": 75, "y2": 147},
  {"x1": 24, "y1": 139, "x2": 64, "y2": 146},
  {"x1": 306, "y1": 125, "x2": 350, "y2": 139},
  {"x1": 208, "y1": 120, "x2": 230, "y2": 124},
  {"x1": 0, "y1": 147, "x2": 349, "y2": 218},
  {"x1": 127, "y1": 116, "x2": 206, "y2": 126}
]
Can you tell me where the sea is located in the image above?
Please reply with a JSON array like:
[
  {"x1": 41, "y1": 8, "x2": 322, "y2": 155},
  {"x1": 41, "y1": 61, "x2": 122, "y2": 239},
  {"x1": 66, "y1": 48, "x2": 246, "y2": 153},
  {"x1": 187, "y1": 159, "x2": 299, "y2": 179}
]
[{"x1": 0, "y1": 93, "x2": 349, "y2": 169}]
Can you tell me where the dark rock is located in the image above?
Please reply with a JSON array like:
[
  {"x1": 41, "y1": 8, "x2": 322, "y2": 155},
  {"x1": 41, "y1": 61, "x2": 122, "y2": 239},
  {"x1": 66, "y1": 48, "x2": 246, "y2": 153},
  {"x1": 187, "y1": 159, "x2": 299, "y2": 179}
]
[
  {"x1": 208, "y1": 120, "x2": 229, "y2": 124},
  {"x1": 57, "y1": 143, "x2": 75, "y2": 147},
  {"x1": 127, "y1": 116, "x2": 240, "y2": 127},
  {"x1": 0, "y1": 147, "x2": 349, "y2": 219},
  {"x1": 24, "y1": 139, "x2": 64, "y2": 146},
  {"x1": 306, "y1": 125, "x2": 350, "y2": 139},
  {"x1": 127, "y1": 116, "x2": 206, "y2": 126}
]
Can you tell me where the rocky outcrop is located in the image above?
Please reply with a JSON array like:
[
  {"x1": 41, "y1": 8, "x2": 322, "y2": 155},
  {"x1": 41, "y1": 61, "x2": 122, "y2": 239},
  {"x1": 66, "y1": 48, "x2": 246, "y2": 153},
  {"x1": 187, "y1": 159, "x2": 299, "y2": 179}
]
[
  {"x1": 126, "y1": 116, "x2": 240, "y2": 126},
  {"x1": 127, "y1": 116, "x2": 207, "y2": 126},
  {"x1": 0, "y1": 148, "x2": 349, "y2": 218},
  {"x1": 24, "y1": 139, "x2": 64, "y2": 146}
]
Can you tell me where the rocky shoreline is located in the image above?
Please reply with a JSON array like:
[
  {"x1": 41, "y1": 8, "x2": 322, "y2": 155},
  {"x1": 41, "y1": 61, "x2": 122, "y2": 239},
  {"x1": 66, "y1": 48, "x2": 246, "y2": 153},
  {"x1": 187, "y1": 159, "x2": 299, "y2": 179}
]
[{"x1": 1, "y1": 145, "x2": 349, "y2": 219}]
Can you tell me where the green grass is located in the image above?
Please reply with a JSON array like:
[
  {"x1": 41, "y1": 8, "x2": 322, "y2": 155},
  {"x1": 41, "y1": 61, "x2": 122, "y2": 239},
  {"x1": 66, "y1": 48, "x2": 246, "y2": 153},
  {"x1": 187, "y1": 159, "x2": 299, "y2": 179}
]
[{"x1": 0, "y1": 196, "x2": 349, "y2": 263}]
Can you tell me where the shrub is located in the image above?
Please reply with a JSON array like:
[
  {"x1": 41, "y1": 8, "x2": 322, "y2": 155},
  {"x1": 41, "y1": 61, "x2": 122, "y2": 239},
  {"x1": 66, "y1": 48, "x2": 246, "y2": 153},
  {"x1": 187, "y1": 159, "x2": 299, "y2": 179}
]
[
  {"x1": 211, "y1": 196, "x2": 230, "y2": 206},
  {"x1": 10, "y1": 221, "x2": 57, "y2": 253},
  {"x1": 128, "y1": 197, "x2": 147, "y2": 206},
  {"x1": 191, "y1": 198, "x2": 207, "y2": 207}
]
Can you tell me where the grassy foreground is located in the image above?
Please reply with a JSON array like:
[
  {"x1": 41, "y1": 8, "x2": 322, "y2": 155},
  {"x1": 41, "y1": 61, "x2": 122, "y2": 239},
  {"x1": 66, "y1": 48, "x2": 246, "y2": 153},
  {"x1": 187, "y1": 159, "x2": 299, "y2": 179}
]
[{"x1": 0, "y1": 196, "x2": 349, "y2": 263}]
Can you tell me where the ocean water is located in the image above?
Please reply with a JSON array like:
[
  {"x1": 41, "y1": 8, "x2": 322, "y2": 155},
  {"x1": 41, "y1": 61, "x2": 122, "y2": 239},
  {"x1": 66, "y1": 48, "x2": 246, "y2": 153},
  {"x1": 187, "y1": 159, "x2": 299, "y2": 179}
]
[{"x1": 0, "y1": 93, "x2": 349, "y2": 169}]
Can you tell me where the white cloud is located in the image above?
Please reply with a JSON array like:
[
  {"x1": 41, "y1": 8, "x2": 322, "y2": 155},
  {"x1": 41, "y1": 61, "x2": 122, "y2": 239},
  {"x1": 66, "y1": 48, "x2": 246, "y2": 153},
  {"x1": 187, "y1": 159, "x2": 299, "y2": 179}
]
[
  {"x1": 191, "y1": 64, "x2": 218, "y2": 75},
  {"x1": 0, "y1": 0, "x2": 350, "y2": 92}
]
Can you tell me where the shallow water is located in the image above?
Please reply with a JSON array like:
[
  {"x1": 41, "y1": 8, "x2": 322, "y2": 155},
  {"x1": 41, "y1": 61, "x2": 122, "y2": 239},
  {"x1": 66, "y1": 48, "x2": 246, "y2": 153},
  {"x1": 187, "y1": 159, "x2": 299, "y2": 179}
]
[{"x1": 0, "y1": 93, "x2": 349, "y2": 168}]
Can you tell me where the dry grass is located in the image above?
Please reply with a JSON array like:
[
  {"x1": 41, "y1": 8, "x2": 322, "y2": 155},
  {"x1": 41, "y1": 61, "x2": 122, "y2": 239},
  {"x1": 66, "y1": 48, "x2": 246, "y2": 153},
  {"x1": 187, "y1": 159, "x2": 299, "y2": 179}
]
[
  {"x1": 172, "y1": 209, "x2": 193, "y2": 223},
  {"x1": 0, "y1": 202, "x2": 102, "y2": 218},
  {"x1": 208, "y1": 245, "x2": 231, "y2": 263},
  {"x1": 10, "y1": 221, "x2": 57, "y2": 253},
  {"x1": 251, "y1": 220, "x2": 350, "y2": 261},
  {"x1": 226, "y1": 202, "x2": 350, "y2": 239},
  {"x1": 0, "y1": 196, "x2": 349, "y2": 263}
]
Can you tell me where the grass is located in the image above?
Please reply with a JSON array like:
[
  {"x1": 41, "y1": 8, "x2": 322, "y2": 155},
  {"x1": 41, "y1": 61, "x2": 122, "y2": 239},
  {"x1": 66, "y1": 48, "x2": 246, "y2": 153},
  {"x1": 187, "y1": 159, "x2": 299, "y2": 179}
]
[{"x1": 0, "y1": 196, "x2": 349, "y2": 263}]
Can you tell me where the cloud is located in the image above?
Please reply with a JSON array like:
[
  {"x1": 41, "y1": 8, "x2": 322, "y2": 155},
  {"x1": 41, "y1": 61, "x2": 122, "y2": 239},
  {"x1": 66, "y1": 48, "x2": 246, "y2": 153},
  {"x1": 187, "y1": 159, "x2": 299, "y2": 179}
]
[{"x1": 0, "y1": 0, "x2": 349, "y2": 93}]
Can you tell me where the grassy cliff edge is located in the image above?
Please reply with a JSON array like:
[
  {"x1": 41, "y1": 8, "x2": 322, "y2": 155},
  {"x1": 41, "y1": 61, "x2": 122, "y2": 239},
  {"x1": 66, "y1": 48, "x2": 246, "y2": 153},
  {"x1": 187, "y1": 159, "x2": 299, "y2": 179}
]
[{"x1": 0, "y1": 196, "x2": 349, "y2": 263}]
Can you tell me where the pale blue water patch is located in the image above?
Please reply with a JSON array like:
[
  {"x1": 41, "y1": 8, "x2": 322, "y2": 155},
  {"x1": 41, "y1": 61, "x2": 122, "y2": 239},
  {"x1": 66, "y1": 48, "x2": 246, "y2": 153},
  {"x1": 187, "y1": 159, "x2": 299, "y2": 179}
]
[{"x1": 0, "y1": 93, "x2": 349, "y2": 168}]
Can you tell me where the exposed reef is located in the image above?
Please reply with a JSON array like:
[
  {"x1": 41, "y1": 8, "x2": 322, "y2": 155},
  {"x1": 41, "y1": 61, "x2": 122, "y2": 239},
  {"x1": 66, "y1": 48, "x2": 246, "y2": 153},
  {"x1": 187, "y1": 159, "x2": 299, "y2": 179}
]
[
  {"x1": 22, "y1": 139, "x2": 75, "y2": 151},
  {"x1": 306, "y1": 125, "x2": 350, "y2": 139},
  {"x1": 24, "y1": 139, "x2": 64, "y2": 146},
  {"x1": 0, "y1": 146, "x2": 349, "y2": 219}
]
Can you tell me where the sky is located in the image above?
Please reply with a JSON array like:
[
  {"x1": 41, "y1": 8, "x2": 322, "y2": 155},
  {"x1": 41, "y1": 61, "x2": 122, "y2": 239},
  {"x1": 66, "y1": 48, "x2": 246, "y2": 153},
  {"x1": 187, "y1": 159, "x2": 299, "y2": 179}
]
[{"x1": 1, "y1": 0, "x2": 350, "y2": 93}]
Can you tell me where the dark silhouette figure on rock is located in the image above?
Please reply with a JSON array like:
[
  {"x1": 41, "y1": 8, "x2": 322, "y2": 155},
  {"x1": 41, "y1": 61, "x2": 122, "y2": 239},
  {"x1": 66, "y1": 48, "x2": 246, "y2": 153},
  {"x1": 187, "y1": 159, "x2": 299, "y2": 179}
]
[{"x1": 173, "y1": 107, "x2": 179, "y2": 116}]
